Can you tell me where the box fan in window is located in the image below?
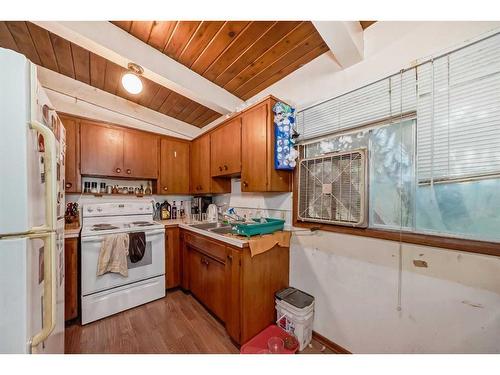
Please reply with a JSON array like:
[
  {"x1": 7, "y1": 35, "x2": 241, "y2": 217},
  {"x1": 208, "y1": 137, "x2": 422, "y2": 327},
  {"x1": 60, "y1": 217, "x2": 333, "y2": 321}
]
[{"x1": 297, "y1": 149, "x2": 368, "y2": 227}]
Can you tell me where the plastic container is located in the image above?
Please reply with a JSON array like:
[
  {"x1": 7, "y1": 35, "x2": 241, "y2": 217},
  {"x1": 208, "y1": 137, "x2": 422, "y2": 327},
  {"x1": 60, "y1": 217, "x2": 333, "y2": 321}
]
[
  {"x1": 275, "y1": 287, "x2": 315, "y2": 351},
  {"x1": 232, "y1": 217, "x2": 285, "y2": 237},
  {"x1": 240, "y1": 325, "x2": 298, "y2": 354}
]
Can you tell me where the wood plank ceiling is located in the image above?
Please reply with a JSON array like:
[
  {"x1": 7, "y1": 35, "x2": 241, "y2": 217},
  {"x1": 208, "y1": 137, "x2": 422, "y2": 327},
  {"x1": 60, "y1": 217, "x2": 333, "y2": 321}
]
[
  {"x1": 0, "y1": 21, "x2": 222, "y2": 128},
  {"x1": 111, "y1": 21, "x2": 330, "y2": 100}
]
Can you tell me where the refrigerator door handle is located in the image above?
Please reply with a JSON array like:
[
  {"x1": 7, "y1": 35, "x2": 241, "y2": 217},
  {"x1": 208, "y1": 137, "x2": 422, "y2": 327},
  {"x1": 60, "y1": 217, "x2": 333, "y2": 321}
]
[
  {"x1": 29, "y1": 120, "x2": 57, "y2": 232},
  {"x1": 29, "y1": 231, "x2": 57, "y2": 353}
]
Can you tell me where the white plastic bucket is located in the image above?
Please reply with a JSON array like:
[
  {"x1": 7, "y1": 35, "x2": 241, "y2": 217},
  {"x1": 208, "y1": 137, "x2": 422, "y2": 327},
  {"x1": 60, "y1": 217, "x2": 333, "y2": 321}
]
[{"x1": 276, "y1": 299, "x2": 314, "y2": 351}]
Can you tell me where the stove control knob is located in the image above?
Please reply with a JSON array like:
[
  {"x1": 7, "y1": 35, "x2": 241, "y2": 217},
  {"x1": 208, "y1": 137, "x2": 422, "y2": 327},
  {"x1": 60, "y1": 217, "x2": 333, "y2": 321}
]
[
  {"x1": 87, "y1": 207, "x2": 94, "y2": 213},
  {"x1": 139, "y1": 207, "x2": 144, "y2": 211},
  {"x1": 97, "y1": 207, "x2": 102, "y2": 212},
  {"x1": 146, "y1": 206, "x2": 151, "y2": 211}
]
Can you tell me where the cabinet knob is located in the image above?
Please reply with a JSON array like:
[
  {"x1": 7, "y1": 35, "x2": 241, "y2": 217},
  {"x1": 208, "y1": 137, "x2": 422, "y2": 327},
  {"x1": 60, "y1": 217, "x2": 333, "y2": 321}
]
[
  {"x1": 126, "y1": 169, "x2": 131, "y2": 174},
  {"x1": 243, "y1": 181, "x2": 248, "y2": 187},
  {"x1": 163, "y1": 187, "x2": 168, "y2": 191},
  {"x1": 115, "y1": 168, "x2": 121, "y2": 173},
  {"x1": 227, "y1": 255, "x2": 233, "y2": 263},
  {"x1": 218, "y1": 166, "x2": 223, "y2": 172},
  {"x1": 65, "y1": 182, "x2": 72, "y2": 189},
  {"x1": 224, "y1": 165, "x2": 228, "y2": 171}
]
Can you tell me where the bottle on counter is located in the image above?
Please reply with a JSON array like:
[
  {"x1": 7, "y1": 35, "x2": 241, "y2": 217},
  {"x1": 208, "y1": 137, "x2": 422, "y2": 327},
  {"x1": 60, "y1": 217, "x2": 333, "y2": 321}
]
[
  {"x1": 145, "y1": 181, "x2": 152, "y2": 195},
  {"x1": 179, "y1": 201, "x2": 185, "y2": 219},
  {"x1": 161, "y1": 201, "x2": 171, "y2": 220},
  {"x1": 171, "y1": 201, "x2": 177, "y2": 220}
]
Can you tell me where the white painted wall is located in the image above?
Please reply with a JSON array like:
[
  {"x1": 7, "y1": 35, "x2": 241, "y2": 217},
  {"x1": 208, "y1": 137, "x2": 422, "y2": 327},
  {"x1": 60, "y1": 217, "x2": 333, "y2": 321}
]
[
  {"x1": 236, "y1": 22, "x2": 500, "y2": 353},
  {"x1": 291, "y1": 231, "x2": 500, "y2": 353}
]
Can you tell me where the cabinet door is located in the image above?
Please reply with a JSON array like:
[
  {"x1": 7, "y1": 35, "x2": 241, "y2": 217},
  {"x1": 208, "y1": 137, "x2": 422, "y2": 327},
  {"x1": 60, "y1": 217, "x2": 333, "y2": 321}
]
[
  {"x1": 204, "y1": 257, "x2": 226, "y2": 321},
  {"x1": 225, "y1": 246, "x2": 241, "y2": 342},
  {"x1": 80, "y1": 122, "x2": 124, "y2": 177},
  {"x1": 165, "y1": 227, "x2": 181, "y2": 289},
  {"x1": 123, "y1": 131, "x2": 158, "y2": 179},
  {"x1": 64, "y1": 238, "x2": 78, "y2": 321},
  {"x1": 190, "y1": 135, "x2": 210, "y2": 194},
  {"x1": 159, "y1": 138, "x2": 189, "y2": 194},
  {"x1": 210, "y1": 118, "x2": 241, "y2": 177},
  {"x1": 241, "y1": 102, "x2": 268, "y2": 192},
  {"x1": 188, "y1": 248, "x2": 206, "y2": 302},
  {"x1": 60, "y1": 116, "x2": 80, "y2": 193}
]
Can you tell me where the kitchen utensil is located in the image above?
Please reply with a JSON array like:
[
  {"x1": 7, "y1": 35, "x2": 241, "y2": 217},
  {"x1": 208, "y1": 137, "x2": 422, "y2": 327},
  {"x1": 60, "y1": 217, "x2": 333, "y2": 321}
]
[{"x1": 267, "y1": 337, "x2": 284, "y2": 354}]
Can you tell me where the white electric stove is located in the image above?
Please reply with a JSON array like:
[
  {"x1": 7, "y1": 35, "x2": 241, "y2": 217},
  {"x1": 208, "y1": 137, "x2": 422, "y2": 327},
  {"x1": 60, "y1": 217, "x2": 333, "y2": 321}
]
[{"x1": 80, "y1": 201, "x2": 165, "y2": 325}]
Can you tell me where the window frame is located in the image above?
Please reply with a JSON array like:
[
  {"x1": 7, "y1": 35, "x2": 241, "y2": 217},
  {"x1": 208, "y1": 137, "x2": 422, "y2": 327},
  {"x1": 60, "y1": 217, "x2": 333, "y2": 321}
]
[{"x1": 293, "y1": 131, "x2": 500, "y2": 257}]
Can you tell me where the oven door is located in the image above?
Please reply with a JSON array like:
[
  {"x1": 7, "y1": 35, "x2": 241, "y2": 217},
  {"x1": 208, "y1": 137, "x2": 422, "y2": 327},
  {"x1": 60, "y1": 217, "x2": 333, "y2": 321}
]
[{"x1": 81, "y1": 229, "x2": 165, "y2": 296}]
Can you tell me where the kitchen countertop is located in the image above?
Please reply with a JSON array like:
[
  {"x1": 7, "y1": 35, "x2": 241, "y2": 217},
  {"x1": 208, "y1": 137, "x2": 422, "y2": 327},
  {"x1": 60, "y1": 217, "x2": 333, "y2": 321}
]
[
  {"x1": 155, "y1": 219, "x2": 249, "y2": 248},
  {"x1": 155, "y1": 218, "x2": 196, "y2": 228},
  {"x1": 178, "y1": 223, "x2": 249, "y2": 248}
]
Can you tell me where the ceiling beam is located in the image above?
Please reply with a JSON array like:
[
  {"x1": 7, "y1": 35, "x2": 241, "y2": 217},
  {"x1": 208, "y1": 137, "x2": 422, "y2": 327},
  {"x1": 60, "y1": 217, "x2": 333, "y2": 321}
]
[
  {"x1": 312, "y1": 21, "x2": 364, "y2": 69},
  {"x1": 37, "y1": 66, "x2": 210, "y2": 140},
  {"x1": 32, "y1": 21, "x2": 244, "y2": 114}
]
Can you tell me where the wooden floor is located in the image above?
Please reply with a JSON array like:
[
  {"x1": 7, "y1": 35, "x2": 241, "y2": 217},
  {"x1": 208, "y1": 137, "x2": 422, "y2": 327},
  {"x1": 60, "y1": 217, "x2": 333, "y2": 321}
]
[{"x1": 65, "y1": 290, "x2": 333, "y2": 354}]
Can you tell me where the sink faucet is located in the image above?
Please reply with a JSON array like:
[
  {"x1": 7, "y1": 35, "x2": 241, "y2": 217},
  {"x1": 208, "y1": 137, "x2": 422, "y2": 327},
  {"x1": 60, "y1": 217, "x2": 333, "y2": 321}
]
[{"x1": 217, "y1": 206, "x2": 245, "y2": 223}]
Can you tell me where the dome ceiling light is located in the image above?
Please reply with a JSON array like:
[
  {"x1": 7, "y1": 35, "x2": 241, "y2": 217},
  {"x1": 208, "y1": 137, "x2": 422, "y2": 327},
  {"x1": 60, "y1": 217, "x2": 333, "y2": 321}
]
[{"x1": 121, "y1": 62, "x2": 144, "y2": 95}]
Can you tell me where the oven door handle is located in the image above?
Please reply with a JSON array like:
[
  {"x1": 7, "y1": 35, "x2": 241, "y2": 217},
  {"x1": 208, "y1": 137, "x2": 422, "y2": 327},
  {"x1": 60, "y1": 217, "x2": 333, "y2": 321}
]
[{"x1": 81, "y1": 229, "x2": 165, "y2": 243}]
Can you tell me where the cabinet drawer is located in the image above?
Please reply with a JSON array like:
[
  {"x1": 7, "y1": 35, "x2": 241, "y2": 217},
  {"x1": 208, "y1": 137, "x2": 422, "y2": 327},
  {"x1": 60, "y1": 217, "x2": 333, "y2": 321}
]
[{"x1": 184, "y1": 232, "x2": 226, "y2": 263}]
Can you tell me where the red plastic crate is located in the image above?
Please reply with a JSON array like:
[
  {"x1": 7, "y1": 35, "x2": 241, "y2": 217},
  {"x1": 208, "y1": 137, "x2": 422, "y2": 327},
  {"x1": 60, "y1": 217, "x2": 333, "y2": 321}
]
[{"x1": 240, "y1": 325, "x2": 298, "y2": 354}]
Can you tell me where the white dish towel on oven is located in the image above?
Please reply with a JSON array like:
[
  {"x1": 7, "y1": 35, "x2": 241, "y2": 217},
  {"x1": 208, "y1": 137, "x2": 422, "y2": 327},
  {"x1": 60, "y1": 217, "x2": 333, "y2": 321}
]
[{"x1": 97, "y1": 233, "x2": 130, "y2": 277}]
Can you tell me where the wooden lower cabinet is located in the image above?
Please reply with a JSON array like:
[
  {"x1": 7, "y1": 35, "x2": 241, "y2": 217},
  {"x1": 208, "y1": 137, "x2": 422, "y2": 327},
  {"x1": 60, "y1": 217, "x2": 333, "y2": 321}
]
[
  {"x1": 181, "y1": 229, "x2": 289, "y2": 344},
  {"x1": 64, "y1": 237, "x2": 78, "y2": 321},
  {"x1": 165, "y1": 227, "x2": 181, "y2": 289}
]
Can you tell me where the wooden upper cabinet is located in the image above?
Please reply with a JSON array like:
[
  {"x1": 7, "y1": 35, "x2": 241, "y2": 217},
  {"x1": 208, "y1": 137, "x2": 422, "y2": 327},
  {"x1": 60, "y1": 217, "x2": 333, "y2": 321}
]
[
  {"x1": 123, "y1": 131, "x2": 158, "y2": 179},
  {"x1": 191, "y1": 134, "x2": 231, "y2": 195},
  {"x1": 80, "y1": 119, "x2": 159, "y2": 179},
  {"x1": 241, "y1": 102, "x2": 268, "y2": 192},
  {"x1": 60, "y1": 115, "x2": 80, "y2": 193},
  {"x1": 80, "y1": 121, "x2": 124, "y2": 177},
  {"x1": 210, "y1": 117, "x2": 241, "y2": 177},
  {"x1": 190, "y1": 134, "x2": 210, "y2": 194},
  {"x1": 241, "y1": 98, "x2": 291, "y2": 192},
  {"x1": 159, "y1": 138, "x2": 190, "y2": 194}
]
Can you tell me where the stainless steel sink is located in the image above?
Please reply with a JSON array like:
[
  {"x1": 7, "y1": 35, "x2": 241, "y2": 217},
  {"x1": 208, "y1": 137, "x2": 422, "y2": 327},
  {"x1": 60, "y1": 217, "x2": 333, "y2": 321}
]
[
  {"x1": 208, "y1": 226, "x2": 234, "y2": 235},
  {"x1": 189, "y1": 222, "x2": 222, "y2": 230}
]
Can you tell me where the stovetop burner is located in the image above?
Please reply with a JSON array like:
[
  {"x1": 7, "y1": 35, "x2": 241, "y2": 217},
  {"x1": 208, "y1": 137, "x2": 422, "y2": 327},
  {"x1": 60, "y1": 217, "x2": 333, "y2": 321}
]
[
  {"x1": 92, "y1": 225, "x2": 119, "y2": 231},
  {"x1": 132, "y1": 221, "x2": 155, "y2": 226}
]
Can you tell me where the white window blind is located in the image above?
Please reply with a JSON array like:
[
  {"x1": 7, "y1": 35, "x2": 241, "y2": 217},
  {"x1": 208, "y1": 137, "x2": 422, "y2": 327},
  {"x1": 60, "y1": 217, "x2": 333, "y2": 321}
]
[
  {"x1": 417, "y1": 32, "x2": 500, "y2": 182},
  {"x1": 297, "y1": 70, "x2": 417, "y2": 141}
]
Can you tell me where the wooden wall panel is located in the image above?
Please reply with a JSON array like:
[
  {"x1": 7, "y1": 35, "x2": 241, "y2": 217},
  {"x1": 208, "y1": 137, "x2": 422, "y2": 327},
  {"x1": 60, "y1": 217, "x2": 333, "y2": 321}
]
[
  {"x1": 112, "y1": 20, "x2": 330, "y2": 100},
  {"x1": 0, "y1": 21, "x2": 221, "y2": 128}
]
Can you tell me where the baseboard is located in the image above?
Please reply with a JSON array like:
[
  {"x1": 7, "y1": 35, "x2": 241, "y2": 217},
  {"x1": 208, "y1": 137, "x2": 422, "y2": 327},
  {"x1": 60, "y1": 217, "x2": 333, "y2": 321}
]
[{"x1": 312, "y1": 331, "x2": 351, "y2": 354}]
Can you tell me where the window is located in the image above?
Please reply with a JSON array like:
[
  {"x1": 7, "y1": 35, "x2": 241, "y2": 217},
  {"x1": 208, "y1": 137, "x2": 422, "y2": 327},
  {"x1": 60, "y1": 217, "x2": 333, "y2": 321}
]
[{"x1": 296, "y1": 32, "x2": 500, "y2": 244}]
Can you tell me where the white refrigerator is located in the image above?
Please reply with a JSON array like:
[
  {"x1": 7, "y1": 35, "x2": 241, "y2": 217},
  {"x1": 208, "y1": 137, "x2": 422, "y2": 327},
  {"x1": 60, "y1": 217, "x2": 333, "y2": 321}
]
[{"x1": 0, "y1": 48, "x2": 66, "y2": 354}]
